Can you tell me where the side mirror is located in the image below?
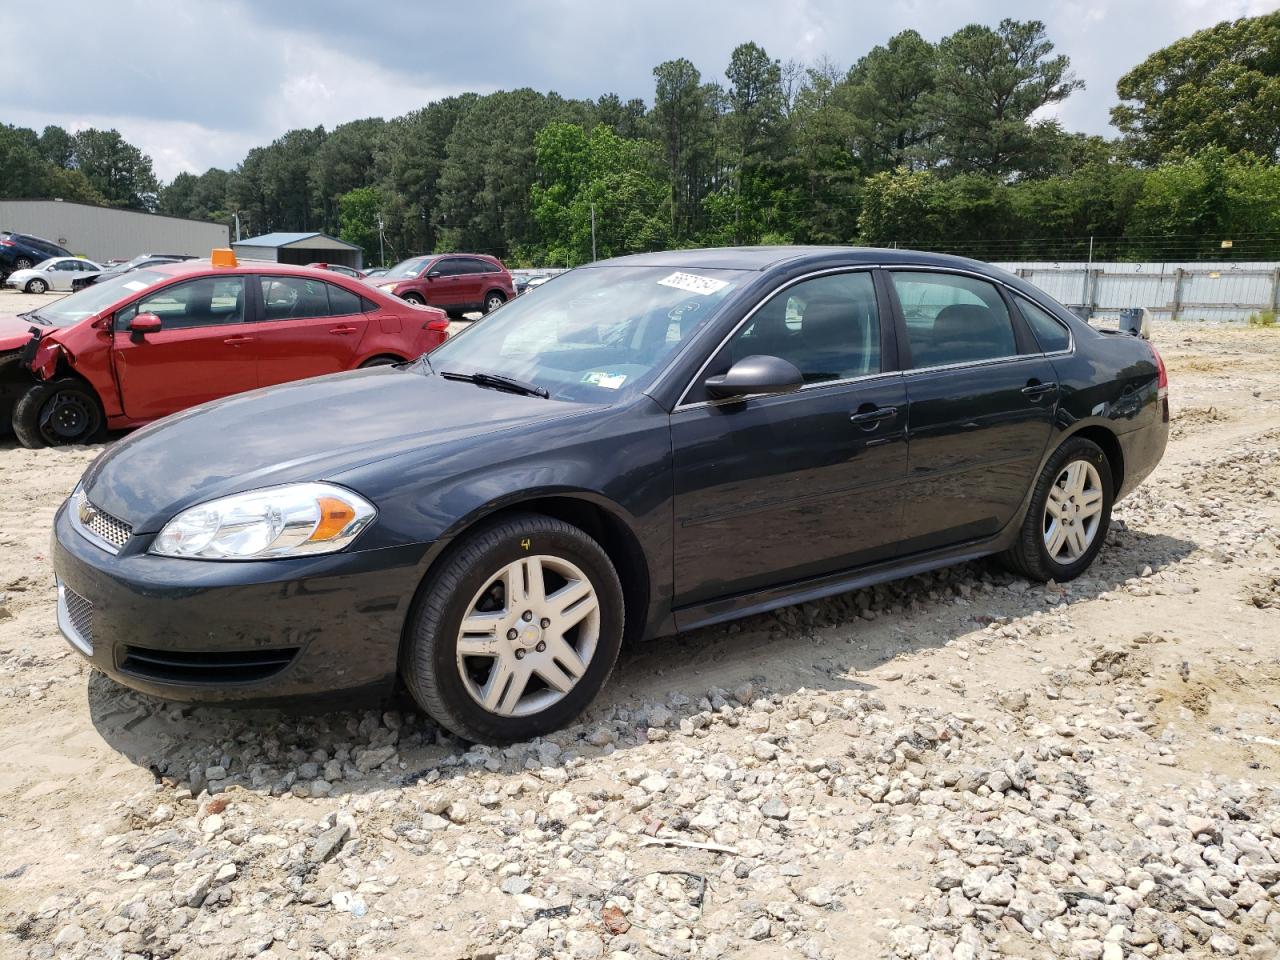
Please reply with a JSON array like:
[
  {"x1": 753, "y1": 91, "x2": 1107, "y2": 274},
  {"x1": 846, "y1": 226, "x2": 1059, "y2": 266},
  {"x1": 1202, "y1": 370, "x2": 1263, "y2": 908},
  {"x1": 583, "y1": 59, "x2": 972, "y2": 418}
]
[
  {"x1": 704, "y1": 354, "x2": 804, "y2": 400},
  {"x1": 425, "y1": 270, "x2": 441, "y2": 279},
  {"x1": 130, "y1": 313, "x2": 162, "y2": 342}
]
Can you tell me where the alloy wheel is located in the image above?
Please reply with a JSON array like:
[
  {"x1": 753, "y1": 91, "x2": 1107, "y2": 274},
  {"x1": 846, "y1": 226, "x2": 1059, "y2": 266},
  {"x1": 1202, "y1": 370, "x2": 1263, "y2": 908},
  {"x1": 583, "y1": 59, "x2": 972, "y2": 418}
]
[
  {"x1": 1043, "y1": 460, "x2": 1104, "y2": 563},
  {"x1": 486, "y1": 295, "x2": 504, "y2": 311},
  {"x1": 455, "y1": 555, "x2": 600, "y2": 717}
]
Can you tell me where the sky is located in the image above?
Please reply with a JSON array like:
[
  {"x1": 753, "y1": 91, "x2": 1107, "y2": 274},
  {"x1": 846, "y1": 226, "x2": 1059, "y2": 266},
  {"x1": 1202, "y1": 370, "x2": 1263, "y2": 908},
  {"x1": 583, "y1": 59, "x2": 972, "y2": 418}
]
[{"x1": 3, "y1": 0, "x2": 1278, "y2": 182}]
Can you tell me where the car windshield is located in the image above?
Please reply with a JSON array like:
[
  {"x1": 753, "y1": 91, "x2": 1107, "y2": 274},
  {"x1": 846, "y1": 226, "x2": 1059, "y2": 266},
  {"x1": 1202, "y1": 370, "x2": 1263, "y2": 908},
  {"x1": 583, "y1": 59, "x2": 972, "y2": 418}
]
[
  {"x1": 385, "y1": 257, "x2": 429, "y2": 279},
  {"x1": 23, "y1": 269, "x2": 169, "y2": 327},
  {"x1": 31, "y1": 258, "x2": 59, "y2": 270},
  {"x1": 425, "y1": 264, "x2": 747, "y2": 403}
]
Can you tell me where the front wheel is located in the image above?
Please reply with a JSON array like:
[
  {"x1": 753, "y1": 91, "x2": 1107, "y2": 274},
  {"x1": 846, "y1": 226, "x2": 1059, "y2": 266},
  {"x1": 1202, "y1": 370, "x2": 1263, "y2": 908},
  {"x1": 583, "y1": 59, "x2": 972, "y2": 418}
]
[
  {"x1": 402, "y1": 513, "x2": 624, "y2": 743},
  {"x1": 26, "y1": 278, "x2": 48, "y2": 294},
  {"x1": 1000, "y1": 437, "x2": 1113, "y2": 582},
  {"x1": 12, "y1": 377, "x2": 106, "y2": 448}
]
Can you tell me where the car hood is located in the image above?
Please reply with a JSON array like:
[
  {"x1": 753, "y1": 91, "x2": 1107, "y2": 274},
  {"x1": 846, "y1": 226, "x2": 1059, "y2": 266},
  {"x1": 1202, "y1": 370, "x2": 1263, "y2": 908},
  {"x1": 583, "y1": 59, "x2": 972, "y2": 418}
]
[
  {"x1": 5, "y1": 270, "x2": 38, "y2": 283},
  {"x1": 82, "y1": 364, "x2": 606, "y2": 532},
  {"x1": 0, "y1": 313, "x2": 42, "y2": 351}
]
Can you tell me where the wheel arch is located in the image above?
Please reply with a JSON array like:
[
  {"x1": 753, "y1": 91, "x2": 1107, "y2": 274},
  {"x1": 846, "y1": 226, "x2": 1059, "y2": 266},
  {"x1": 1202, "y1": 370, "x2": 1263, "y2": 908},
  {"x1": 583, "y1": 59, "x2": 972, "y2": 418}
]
[
  {"x1": 404, "y1": 491, "x2": 653, "y2": 651},
  {"x1": 358, "y1": 352, "x2": 410, "y2": 367},
  {"x1": 1063, "y1": 423, "x2": 1124, "y2": 494}
]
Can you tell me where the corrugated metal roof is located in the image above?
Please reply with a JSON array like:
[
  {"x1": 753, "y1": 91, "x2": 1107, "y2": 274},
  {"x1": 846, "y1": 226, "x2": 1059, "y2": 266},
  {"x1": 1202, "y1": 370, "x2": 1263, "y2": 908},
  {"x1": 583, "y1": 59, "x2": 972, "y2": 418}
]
[{"x1": 235, "y1": 231, "x2": 360, "y2": 249}]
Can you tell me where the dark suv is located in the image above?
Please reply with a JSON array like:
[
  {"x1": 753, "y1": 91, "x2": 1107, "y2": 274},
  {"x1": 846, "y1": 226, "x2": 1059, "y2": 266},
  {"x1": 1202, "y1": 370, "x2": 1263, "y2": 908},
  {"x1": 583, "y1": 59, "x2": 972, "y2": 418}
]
[
  {"x1": 0, "y1": 232, "x2": 73, "y2": 278},
  {"x1": 372, "y1": 253, "x2": 516, "y2": 317}
]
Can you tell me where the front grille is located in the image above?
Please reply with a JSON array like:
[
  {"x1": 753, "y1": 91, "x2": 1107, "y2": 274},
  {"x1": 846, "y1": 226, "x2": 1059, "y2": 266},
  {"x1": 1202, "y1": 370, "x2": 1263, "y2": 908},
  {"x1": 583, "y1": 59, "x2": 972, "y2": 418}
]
[
  {"x1": 71, "y1": 489, "x2": 133, "y2": 553},
  {"x1": 120, "y1": 646, "x2": 300, "y2": 685},
  {"x1": 60, "y1": 583, "x2": 94, "y2": 652}
]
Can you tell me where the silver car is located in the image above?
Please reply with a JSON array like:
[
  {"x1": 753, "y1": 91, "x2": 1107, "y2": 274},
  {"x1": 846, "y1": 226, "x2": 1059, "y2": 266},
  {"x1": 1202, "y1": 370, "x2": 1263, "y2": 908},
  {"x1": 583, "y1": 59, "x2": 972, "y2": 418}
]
[{"x1": 4, "y1": 257, "x2": 104, "y2": 294}]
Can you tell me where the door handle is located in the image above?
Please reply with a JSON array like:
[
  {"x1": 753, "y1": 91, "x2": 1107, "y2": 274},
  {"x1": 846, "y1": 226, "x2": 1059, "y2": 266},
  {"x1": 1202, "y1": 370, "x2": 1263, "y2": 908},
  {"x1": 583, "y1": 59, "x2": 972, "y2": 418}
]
[
  {"x1": 223, "y1": 335, "x2": 255, "y2": 345},
  {"x1": 329, "y1": 325, "x2": 358, "y2": 335},
  {"x1": 849, "y1": 405, "x2": 898, "y2": 427},
  {"x1": 1022, "y1": 381, "x2": 1057, "y2": 399}
]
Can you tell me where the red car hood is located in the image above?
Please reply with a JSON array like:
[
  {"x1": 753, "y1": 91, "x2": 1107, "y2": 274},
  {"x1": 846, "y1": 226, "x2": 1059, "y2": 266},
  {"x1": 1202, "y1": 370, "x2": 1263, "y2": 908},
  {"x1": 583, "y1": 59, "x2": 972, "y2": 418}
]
[{"x1": 0, "y1": 314, "x2": 41, "y2": 352}]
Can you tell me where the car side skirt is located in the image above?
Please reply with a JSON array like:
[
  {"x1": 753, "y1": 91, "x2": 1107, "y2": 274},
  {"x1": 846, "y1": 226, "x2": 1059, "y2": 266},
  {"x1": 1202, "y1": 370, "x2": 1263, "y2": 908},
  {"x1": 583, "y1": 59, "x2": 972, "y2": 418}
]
[{"x1": 671, "y1": 528, "x2": 1018, "y2": 634}]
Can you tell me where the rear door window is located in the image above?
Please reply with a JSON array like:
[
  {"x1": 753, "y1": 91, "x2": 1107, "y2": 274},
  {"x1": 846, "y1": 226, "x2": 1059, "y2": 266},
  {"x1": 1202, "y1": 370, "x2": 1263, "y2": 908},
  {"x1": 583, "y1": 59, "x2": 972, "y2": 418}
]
[{"x1": 891, "y1": 272, "x2": 1017, "y2": 368}]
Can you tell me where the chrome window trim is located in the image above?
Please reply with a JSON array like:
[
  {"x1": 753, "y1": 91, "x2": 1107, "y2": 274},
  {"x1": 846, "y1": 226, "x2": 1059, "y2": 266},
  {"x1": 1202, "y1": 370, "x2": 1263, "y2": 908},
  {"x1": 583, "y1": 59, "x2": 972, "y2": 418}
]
[
  {"x1": 672, "y1": 265, "x2": 883, "y2": 411},
  {"x1": 670, "y1": 261, "x2": 1079, "y2": 410},
  {"x1": 676, "y1": 370, "x2": 906, "y2": 413}
]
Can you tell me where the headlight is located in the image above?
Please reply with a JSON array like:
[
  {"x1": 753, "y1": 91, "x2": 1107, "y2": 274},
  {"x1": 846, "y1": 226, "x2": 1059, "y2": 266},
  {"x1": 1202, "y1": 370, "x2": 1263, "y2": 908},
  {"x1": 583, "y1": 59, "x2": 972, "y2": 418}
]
[{"x1": 150, "y1": 483, "x2": 376, "y2": 560}]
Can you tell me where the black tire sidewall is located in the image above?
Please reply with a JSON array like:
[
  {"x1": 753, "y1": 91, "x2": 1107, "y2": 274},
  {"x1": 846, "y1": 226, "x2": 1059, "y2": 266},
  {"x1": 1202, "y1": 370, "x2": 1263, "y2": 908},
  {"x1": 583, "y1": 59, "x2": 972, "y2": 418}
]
[
  {"x1": 407, "y1": 518, "x2": 624, "y2": 742},
  {"x1": 13, "y1": 378, "x2": 105, "y2": 448},
  {"x1": 1029, "y1": 439, "x2": 1114, "y2": 581}
]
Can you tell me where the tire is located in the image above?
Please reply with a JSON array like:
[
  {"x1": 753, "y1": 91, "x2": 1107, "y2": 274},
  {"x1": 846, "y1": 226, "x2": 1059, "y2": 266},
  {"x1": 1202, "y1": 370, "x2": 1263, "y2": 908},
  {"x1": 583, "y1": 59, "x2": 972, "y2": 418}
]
[
  {"x1": 359, "y1": 355, "x2": 402, "y2": 368},
  {"x1": 25, "y1": 278, "x2": 47, "y2": 294},
  {"x1": 402, "y1": 512, "x2": 625, "y2": 744},
  {"x1": 402, "y1": 293, "x2": 426, "y2": 305},
  {"x1": 12, "y1": 377, "x2": 106, "y2": 448},
  {"x1": 482, "y1": 290, "x2": 506, "y2": 314},
  {"x1": 13, "y1": 257, "x2": 33, "y2": 271},
  {"x1": 1000, "y1": 437, "x2": 1113, "y2": 582}
]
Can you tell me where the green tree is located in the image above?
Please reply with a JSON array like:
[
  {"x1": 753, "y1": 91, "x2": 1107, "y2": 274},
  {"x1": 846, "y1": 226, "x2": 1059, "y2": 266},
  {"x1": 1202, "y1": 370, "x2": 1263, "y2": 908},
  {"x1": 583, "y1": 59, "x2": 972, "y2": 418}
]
[
  {"x1": 843, "y1": 30, "x2": 937, "y2": 172},
  {"x1": 0, "y1": 124, "x2": 49, "y2": 197},
  {"x1": 650, "y1": 58, "x2": 720, "y2": 241},
  {"x1": 337, "y1": 186, "x2": 385, "y2": 261},
  {"x1": 159, "y1": 168, "x2": 232, "y2": 224},
  {"x1": 38, "y1": 125, "x2": 75, "y2": 169},
  {"x1": 310, "y1": 118, "x2": 387, "y2": 233},
  {"x1": 1112, "y1": 13, "x2": 1280, "y2": 163},
  {"x1": 927, "y1": 19, "x2": 1082, "y2": 175},
  {"x1": 71, "y1": 128, "x2": 160, "y2": 209}
]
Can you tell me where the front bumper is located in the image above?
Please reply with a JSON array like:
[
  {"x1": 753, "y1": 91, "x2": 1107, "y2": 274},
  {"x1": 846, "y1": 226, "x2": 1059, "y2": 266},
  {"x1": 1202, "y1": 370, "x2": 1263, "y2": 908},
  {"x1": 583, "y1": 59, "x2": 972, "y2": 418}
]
[{"x1": 52, "y1": 499, "x2": 430, "y2": 704}]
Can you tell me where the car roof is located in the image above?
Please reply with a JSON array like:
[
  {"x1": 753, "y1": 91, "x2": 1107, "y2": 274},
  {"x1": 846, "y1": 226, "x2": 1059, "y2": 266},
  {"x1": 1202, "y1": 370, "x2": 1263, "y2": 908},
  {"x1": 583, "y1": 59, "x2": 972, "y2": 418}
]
[
  {"x1": 146, "y1": 259, "x2": 362, "y2": 279},
  {"x1": 594, "y1": 245, "x2": 1001, "y2": 275}
]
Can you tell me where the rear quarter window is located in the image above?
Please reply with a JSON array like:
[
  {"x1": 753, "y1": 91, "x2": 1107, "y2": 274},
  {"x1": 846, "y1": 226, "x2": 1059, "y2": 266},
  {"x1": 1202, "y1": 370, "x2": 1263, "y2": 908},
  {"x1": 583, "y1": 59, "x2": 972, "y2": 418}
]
[{"x1": 1016, "y1": 296, "x2": 1072, "y2": 353}]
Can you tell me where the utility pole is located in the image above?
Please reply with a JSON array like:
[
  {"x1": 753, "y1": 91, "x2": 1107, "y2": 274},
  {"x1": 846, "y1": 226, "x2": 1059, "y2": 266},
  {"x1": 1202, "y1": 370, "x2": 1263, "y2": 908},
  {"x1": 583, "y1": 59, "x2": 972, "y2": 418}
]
[
  {"x1": 377, "y1": 214, "x2": 385, "y2": 267},
  {"x1": 590, "y1": 203, "x2": 597, "y2": 263},
  {"x1": 233, "y1": 212, "x2": 241, "y2": 243}
]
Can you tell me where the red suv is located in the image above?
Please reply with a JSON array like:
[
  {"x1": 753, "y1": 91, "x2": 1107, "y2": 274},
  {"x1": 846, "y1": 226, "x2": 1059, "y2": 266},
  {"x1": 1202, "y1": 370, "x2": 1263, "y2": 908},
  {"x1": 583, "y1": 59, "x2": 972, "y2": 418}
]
[
  {"x1": 373, "y1": 254, "x2": 515, "y2": 317},
  {"x1": 0, "y1": 254, "x2": 449, "y2": 447}
]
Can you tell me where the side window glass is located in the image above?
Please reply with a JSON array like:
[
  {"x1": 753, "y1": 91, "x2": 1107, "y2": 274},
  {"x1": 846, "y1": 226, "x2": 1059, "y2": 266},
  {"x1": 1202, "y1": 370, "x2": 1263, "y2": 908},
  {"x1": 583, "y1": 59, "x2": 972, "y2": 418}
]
[
  {"x1": 326, "y1": 282, "x2": 361, "y2": 316},
  {"x1": 1016, "y1": 295, "x2": 1071, "y2": 353},
  {"x1": 433, "y1": 259, "x2": 460, "y2": 277},
  {"x1": 891, "y1": 272, "x2": 1017, "y2": 368},
  {"x1": 260, "y1": 276, "x2": 331, "y2": 321},
  {"x1": 716, "y1": 271, "x2": 882, "y2": 388},
  {"x1": 130, "y1": 277, "x2": 246, "y2": 330}
]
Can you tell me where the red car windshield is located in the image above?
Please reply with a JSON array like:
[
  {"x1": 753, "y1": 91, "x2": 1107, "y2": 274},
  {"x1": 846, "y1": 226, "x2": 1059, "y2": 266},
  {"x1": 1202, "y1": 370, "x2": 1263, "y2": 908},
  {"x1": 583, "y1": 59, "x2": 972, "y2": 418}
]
[
  {"x1": 25, "y1": 269, "x2": 169, "y2": 327},
  {"x1": 385, "y1": 257, "x2": 430, "y2": 279}
]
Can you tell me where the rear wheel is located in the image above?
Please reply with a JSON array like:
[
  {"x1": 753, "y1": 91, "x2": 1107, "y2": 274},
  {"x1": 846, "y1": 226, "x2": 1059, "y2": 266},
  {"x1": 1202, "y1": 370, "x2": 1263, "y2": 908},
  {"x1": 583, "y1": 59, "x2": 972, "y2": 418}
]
[
  {"x1": 12, "y1": 377, "x2": 106, "y2": 448},
  {"x1": 402, "y1": 513, "x2": 624, "y2": 743},
  {"x1": 359, "y1": 355, "x2": 402, "y2": 368},
  {"x1": 25, "y1": 278, "x2": 48, "y2": 294},
  {"x1": 482, "y1": 291, "x2": 506, "y2": 314},
  {"x1": 402, "y1": 293, "x2": 426, "y2": 306},
  {"x1": 1000, "y1": 436, "x2": 1113, "y2": 582},
  {"x1": 13, "y1": 257, "x2": 33, "y2": 271}
]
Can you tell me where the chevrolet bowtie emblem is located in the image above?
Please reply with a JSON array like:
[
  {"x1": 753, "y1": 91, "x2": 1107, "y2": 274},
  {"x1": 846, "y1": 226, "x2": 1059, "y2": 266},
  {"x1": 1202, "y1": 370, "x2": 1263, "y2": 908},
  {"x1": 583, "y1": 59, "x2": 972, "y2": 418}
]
[{"x1": 78, "y1": 498, "x2": 98, "y2": 526}]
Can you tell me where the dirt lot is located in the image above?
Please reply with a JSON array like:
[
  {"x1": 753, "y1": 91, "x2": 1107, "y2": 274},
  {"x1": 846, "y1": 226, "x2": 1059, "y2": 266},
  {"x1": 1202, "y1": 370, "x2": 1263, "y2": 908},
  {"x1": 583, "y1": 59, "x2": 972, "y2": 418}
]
[{"x1": 0, "y1": 315, "x2": 1278, "y2": 960}]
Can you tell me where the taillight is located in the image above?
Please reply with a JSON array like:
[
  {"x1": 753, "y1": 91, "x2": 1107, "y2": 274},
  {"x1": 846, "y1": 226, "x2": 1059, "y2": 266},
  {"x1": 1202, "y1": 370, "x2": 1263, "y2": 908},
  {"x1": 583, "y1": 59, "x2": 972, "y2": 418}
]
[
  {"x1": 424, "y1": 318, "x2": 449, "y2": 333},
  {"x1": 1150, "y1": 343, "x2": 1168, "y2": 398},
  {"x1": 0, "y1": 239, "x2": 14, "y2": 247}
]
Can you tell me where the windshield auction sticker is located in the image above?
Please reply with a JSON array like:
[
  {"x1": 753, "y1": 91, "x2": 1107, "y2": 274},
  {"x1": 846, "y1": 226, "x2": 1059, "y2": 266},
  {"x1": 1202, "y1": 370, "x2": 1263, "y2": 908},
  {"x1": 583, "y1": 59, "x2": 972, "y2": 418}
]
[
  {"x1": 658, "y1": 272, "x2": 729, "y2": 296},
  {"x1": 582, "y1": 371, "x2": 627, "y2": 389}
]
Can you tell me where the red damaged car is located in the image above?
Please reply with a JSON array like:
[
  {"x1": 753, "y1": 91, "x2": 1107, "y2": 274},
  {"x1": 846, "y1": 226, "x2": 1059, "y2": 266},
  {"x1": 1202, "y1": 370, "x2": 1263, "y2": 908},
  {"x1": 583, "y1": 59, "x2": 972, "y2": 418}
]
[{"x1": 0, "y1": 252, "x2": 450, "y2": 447}]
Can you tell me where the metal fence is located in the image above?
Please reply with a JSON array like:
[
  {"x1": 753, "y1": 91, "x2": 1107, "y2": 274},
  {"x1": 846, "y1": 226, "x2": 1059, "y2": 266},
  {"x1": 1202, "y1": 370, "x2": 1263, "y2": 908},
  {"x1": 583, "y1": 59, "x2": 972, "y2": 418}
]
[{"x1": 995, "y1": 260, "x2": 1278, "y2": 323}]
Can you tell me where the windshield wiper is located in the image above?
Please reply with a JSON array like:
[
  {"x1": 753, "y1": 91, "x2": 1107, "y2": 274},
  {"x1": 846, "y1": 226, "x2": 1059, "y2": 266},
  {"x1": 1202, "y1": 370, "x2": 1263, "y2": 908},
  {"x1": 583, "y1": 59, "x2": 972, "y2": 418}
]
[
  {"x1": 17, "y1": 310, "x2": 51, "y2": 326},
  {"x1": 439, "y1": 370, "x2": 549, "y2": 399}
]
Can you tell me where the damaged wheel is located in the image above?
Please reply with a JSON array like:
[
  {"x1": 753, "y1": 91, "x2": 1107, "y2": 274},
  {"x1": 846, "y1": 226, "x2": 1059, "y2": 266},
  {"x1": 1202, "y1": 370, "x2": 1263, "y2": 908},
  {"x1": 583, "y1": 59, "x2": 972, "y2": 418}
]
[{"x1": 12, "y1": 377, "x2": 106, "y2": 448}]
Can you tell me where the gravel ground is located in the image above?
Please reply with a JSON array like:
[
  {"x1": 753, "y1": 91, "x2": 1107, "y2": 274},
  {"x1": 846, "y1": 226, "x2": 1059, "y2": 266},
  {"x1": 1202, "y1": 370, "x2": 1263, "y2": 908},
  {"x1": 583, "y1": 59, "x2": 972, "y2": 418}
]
[{"x1": 0, "y1": 319, "x2": 1278, "y2": 960}]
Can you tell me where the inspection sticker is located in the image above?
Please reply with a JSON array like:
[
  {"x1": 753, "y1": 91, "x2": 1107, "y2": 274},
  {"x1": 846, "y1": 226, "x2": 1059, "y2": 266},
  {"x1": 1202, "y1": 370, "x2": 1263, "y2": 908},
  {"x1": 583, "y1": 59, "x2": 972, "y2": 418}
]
[
  {"x1": 122, "y1": 280, "x2": 150, "y2": 292},
  {"x1": 658, "y1": 271, "x2": 729, "y2": 296},
  {"x1": 581, "y1": 371, "x2": 628, "y2": 389}
]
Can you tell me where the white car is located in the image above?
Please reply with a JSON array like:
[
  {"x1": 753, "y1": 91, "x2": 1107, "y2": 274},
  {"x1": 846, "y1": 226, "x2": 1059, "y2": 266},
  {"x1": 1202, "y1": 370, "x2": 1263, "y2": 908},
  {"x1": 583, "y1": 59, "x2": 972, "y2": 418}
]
[{"x1": 4, "y1": 257, "x2": 104, "y2": 294}]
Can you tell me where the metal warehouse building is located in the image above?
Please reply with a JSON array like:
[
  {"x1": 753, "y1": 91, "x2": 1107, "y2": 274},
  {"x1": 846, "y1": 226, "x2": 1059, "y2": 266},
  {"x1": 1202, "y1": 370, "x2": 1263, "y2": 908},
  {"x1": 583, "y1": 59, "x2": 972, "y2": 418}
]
[
  {"x1": 232, "y1": 232, "x2": 364, "y2": 270},
  {"x1": 0, "y1": 198, "x2": 229, "y2": 263}
]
